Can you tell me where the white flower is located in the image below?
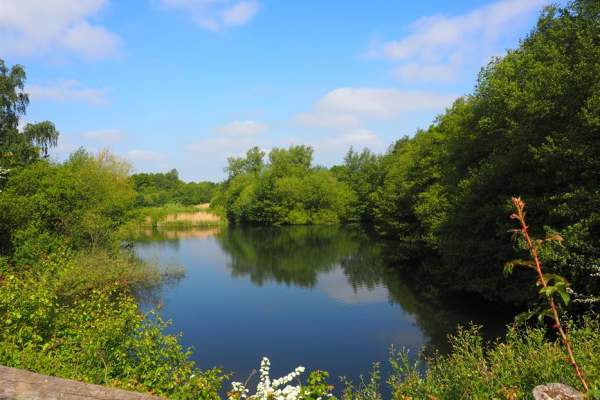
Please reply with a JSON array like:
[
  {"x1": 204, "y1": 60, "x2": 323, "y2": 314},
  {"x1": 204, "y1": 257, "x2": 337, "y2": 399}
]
[
  {"x1": 229, "y1": 357, "x2": 307, "y2": 400},
  {"x1": 229, "y1": 381, "x2": 249, "y2": 399}
]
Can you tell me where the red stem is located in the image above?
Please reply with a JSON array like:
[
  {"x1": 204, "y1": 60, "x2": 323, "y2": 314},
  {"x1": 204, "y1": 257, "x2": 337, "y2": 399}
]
[{"x1": 511, "y1": 197, "x2": 588, "y2": 393}]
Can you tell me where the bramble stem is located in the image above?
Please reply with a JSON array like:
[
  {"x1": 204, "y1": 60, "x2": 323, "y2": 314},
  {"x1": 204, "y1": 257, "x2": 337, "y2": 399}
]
[{"x1": 511, "y1": 197, "x2": 589, "y2": 393}]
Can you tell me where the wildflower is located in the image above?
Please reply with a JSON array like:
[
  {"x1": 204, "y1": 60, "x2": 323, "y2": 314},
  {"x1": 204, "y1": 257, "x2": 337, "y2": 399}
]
[{"x1": 229, "y1": 357, "x2": 308, "y2": 400}]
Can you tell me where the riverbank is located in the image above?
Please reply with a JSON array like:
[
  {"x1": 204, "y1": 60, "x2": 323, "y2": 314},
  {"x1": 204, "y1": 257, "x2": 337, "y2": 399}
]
[{"x1": 121, "y1": 203, "x2": 225, "y2": 234}]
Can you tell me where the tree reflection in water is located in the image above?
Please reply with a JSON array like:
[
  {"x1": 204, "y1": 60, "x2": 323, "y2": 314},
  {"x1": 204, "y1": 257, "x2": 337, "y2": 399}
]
[{"x1": 213, "y1": 225, "x2": 514, "y2": 353}]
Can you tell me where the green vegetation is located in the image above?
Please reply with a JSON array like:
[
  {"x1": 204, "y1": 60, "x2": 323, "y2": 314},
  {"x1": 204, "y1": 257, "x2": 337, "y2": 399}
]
[
  {"x1": 0, "y1": 149, "x2": 134, "y2": 255},
  {"x1": 121, "y1": 203, "x2": 224, "y2": 235},
  {"x1": 507, "y1": 197, "x2": 590, "y2": 392},
  {"x1": 211, "y1": 1, "x2": 600, "y2": 395},
  {"x1": 212, "y1": 145, "x2": 355, "y2": 225},
  {"x1": 0, "y1": 61, "x2": 58, "y2": 170},
  {"x1": 341, "y1": 319, "x2": 600, "y2": 399},
  {"x1": 125, "y1": 169, "x2": 222, "y2": 233},
  {"x1": 0, "y1": 61, "x2": 225, "y2": 399},
  {"x1": 1, "y1": 0, "x2": 600, "y2": 398},
  {"x1": 369, "y1": 0, "x2": 600, "y2": 307},
  {"x1": 131, "y1": 169, "x2": 217, "y2": 207},
  {"x1": 0, "y1": 249, "x2": 222, "y2": 398},
  {"x1": 214, "y1": 0, "x2": 600, "y2": 308}
]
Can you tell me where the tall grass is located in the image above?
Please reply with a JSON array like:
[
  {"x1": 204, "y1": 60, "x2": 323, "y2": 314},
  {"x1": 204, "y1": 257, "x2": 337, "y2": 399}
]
[
  {"x1": 340, "y1": 320, "x2": 599, "y2": 400},
  {"x1": 119, "y1": 204, "x2": 225, "y2": 240}
]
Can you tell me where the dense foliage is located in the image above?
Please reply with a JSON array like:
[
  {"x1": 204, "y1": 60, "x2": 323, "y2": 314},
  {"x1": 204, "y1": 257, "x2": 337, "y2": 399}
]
[
  {"x1": 212, "y1": 1, "x2": 600, "y2": 307},
  {"x1": 1, "y1": 0, "x2": 600, "y2": 397},
  {"x1": 0, "y1": 61, "x2": 58, "y2": 170},
  {"x1": 131, "y1": 169, "x2": 216, "y2": 207},
  {"x1": 360, "y1": 0, "x2": 600, "y2": 306},
  {"x1": 341, "y1": 319, "x2": 600, "y2": 399},
  {"x1": 0, "y1": 249, "x2": 223, "y2": 399},
  {"x1": 213, "y1": 146, "x2": 355, "y2": 225},
  {"x1": 0, "y1": 60, "x2": 225, "y2": 398},
  {"x1": 331, "y1": 148, "x2": 384, "y2": 224},
  {"x1": 0, "y1": 149, "x2": 135, "y2": 257}
]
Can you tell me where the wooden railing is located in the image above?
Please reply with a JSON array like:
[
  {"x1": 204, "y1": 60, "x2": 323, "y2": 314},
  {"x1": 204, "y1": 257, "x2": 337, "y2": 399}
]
[{"x1": 0, "y1": 365, "x2": 165, "y2": 400}]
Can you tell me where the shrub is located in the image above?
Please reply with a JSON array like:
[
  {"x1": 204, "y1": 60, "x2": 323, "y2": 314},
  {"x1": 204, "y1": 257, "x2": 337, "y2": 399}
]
[
  {"x1": 340, "y1": 320, "x2": 600, "y2": 400},
  {"x1": 0, "y1": 248, "x2": 224, "y2": 399}
]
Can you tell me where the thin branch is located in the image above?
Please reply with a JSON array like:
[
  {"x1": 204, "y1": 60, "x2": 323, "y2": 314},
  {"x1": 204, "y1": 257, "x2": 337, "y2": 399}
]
[{"x1": 510, "y1": 197, "x2": 589, "y2": 392}]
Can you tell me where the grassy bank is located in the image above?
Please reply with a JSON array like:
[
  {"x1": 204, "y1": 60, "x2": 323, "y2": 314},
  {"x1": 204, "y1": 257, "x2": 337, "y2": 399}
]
[
  {"x1": 339, "y1": 320, "x2": 600, "y2": 400},
  {"x1": 122, "y1": 203, "x2": 225, "y2": 234}
]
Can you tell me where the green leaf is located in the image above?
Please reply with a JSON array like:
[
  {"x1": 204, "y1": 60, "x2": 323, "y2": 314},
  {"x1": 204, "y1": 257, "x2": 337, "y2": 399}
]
[
  {"x1": 536, "y1": 309, "x2": 553, "y2": 324},
  {"x1": 557, "y1": 288, "x2": 570, "y2": 305},
  {"x1": 539, "y1": 286, "x2": 557, "y2": 297},
  {"x1": 514, "y1": 310, "x2": 537, "y2": 325},
  {"x1": 504, "y1": 259, "x2": 535, "y2": 276}
]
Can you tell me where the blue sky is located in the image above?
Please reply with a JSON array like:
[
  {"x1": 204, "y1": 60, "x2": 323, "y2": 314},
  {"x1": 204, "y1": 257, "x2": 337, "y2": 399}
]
[{"x1": 1, "y1": 0, "x2": 552, "y2": 182}]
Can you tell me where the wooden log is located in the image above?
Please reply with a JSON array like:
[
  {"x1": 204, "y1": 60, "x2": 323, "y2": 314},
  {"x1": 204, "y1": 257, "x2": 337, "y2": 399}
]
[{"x1": 0, "y1": 366, "x2": 166, "y2": 400}]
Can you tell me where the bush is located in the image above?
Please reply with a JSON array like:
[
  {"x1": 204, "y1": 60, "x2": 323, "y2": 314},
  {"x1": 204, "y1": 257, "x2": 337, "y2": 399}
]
[
  {"x1": 0, "y1": 150, "x2": 135, "y2": 256},
  {"x1": 0, "y1": 248, "x2": 224, "y2": 399},
  {"x1": 340, "y1": 319, "x2": 600, "y2": 400}
]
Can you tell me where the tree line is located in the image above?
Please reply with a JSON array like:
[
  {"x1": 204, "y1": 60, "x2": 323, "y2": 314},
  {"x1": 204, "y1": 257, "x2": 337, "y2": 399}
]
[
  {"x1": 131, "y1": 169, "x2": 216, "y2": 207},
  {"x1": 212, "y1": 145, "x2": 355, "y2": 224},
  {"x1": 213, "y1": 0, "x2": 600, "y2": 306},
  {"x1": 0, "y1": 0, "x2": 598, "y2": 396}
]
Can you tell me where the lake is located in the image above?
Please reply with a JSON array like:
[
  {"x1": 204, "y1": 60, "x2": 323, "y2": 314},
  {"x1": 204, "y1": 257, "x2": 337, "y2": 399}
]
[{"x1": 134, "y1": 225, "x2": 512, "y2": 389}]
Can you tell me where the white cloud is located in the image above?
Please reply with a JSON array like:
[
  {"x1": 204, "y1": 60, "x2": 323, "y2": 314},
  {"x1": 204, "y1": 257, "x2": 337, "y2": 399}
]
[
  {"x1": 221, "y1": 1, "x2": 260, "y2": 27},
  {"x1": 317, "y1": 88, "x2": 455, "y2": 118},
  {"x1": 0, "y1": 0, "x2": 120, "y2": 60},
  {"x1": 186, "y1": 134, "x2": 260, "y2": 157},
  {"x1": 26, "y1": 80, "x2": 108, "y2": 105},
  {"x1": 187, "y1": 137, "x2": 234, "y2": 155},
  {"x1": 52, "y1": 140, "x2": 81, "y2": 157},
  {"x1": 160, "y1": 0, "x2": 260, "y2": 31},
  {"x1": 126, "y1": 149, "x2": 168, "y2": 162},
  {"x1": 296, "y1": 112, "x2": 361, "y2": 130},
  {"x1": 82, "y1": 129, "x2": 123, "y2": 142},
  {"x1": 313, "y1": 129, "x2": 384, "y2": 152},
  {"x1": 370, "y1": 0, "x2": 547, "y2": 83},
  {"x1": 217, "y1": 120, "x2": 267, "y2": 136},
  {"x1": 317, "y1": 268, "x2": 389, "y2": 305},
  {"x1": 186, "y1": 119, "x2": 267, "y2": 158},
  {"x1": 298, "y1": 87, "x2": 455, "y2": 129},
  {"x1": 393, "y1": 63, "x2": 457, "y2": 83},
  {"x1": 62, "y1": 21, "x2": 120, "y2": 60}
]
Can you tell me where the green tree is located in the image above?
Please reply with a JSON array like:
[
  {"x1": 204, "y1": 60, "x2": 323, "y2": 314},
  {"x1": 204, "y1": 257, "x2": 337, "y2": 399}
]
[
  {"x1": 214, "y1": 145, "x2": 355, "y2": 225},
  {"x1": 0, "y1": 60, "x2": 58, "y2": 169},
  {"x1": 368, "y1": 0, "x2": 600, "y2": 305},
  {"x1": 225, "y1": 146, "x2": 265, "y2": 179},
  {"x1": 0, "y1": 149, "x2": 135, "y2": 257},
  {"x1": 333, "y1": 147, "x2": 384, "y2": 223}
]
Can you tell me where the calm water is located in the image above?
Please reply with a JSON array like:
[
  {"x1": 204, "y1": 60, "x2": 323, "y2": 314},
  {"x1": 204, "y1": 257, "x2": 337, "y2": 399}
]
[{"x1": 134, "y1": 225, "x2": 512, "y2": 387}]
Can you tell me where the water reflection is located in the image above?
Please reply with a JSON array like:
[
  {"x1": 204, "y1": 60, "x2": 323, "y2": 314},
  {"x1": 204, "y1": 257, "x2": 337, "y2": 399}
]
[
  {"x1": 213, "y1": 225, "x2": 512, "y2": 352},
  {"x1": 217, "y1": 226, "x2": 357, "y2": 287},
  {"x1": 133, "y1": 226, "x2": 223, "y2": 243},
  {"x1": 134, "y1": 225, "x2": 513, "y2": 384}
]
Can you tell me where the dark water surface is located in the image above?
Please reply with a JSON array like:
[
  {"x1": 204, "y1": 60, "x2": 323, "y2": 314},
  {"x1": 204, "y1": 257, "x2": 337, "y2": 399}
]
[{"x1": 134, "y1": 225, "x2": 512, "y2": 387}]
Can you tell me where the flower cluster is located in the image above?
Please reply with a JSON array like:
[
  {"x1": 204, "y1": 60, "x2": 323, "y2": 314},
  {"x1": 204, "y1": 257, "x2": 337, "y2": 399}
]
[
  {"x1": 228, "y1": 357, "x2": 306, "y2": 400},
  {"x1": 0, "y1": 167, "x2": 9, "y2": 192}
]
